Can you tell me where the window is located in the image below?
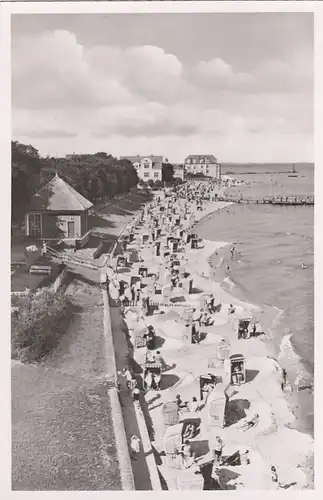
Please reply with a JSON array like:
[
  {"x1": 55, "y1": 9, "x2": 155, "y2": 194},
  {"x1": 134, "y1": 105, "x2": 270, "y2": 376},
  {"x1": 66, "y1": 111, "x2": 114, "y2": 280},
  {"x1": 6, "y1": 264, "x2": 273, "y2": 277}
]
[
  {"x1": 144, "y1": 172, "x2": 150, "y2": 178},
  {"x1": 67, "y1": 221, "x2": 75, "y2": 238},
  {"x1": 154, "y1": 172, "x2": 159, "y2": 178},
  {"x1": 29, "y1": 213, "x2": 41, "y2": 237}
]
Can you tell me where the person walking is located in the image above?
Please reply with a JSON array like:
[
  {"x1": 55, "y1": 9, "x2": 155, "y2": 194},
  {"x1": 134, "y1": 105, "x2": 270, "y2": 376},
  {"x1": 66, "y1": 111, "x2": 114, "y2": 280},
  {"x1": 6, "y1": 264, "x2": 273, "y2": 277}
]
[
  {"x1": 132, "y1": 386, "x2": 140, "y2": 406},
  {"x1": 41, "y1": 241, "x2": 47, "y2": 256},
  {"x1": 130, "y1": 377, "x2": 137, "y2": 391},
  {"x1": 212, "y1": 436, "x2": 224, "y2": 465},
  {"x1": 281, "y1": 368, "x2": 287, "y2": 391},
  {"x1": 130, "y1": 435, "x2": 140, "y2": 460},
  {"x1": 131, "y1": 284, "x2": 136, "y2": 305},
  {"x1": 154, "y1": 372, "x2": 161, "y2": 391},
  {"x1": 123, "y1": 368, "x2": 132, "y2": 390}
]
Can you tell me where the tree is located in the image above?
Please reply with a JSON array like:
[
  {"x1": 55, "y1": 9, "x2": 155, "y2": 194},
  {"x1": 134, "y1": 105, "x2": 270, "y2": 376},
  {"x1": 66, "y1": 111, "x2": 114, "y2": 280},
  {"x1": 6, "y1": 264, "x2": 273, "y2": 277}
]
[
  {"x1": 12, "y1": 141, "x2": 42, "y2": 221},
  {"x1": 162, "y1": 162, "x2": 174, "y2": 184},
  {"x1": 11, "y1": 142, "x2": 140, "y2": 221}
]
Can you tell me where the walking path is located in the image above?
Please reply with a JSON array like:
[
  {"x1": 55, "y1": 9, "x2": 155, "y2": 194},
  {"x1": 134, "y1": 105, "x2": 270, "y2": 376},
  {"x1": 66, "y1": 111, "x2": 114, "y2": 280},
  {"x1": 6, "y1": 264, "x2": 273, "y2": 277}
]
[{"x1": 109, "y1": 299, "x2": 153, "y2": 490}]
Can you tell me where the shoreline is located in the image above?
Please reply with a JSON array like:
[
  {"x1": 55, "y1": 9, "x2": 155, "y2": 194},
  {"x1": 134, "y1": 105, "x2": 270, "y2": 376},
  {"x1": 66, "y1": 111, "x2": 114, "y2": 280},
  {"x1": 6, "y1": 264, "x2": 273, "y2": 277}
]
[{"x1": 193, "y1": 200, "x2": 314, "y2": 487}]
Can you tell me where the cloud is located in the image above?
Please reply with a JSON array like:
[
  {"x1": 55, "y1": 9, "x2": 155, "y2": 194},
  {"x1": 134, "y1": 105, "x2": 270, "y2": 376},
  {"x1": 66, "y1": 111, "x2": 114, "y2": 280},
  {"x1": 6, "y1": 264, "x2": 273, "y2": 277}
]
[
  {"x1": 12, "y1": 31, "x2": 184, "y2": 111},
  {"x1": 196, "y1": 58, "x2": 252, "y2": 89},
  {"x1": 196, "y1": 53, "x2": 312, "y2": 94},
  {"x1": 14, "y1": 129, "x2": 78, "y2": 139},
  {"x1": 11, "y1": 23, "x2": 313, "y2": 162},
  {"x1": 85, "y1": 44, "x2": 183, "y2": 97},
  {"x1": 12, "y1": 30, "x2": 133, "y2": 110}
]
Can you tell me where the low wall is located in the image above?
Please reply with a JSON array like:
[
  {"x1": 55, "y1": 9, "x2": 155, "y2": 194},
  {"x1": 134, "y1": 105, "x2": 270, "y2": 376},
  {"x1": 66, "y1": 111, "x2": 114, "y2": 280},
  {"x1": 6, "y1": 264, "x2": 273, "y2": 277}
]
[
  {"x1": 48, "y1": 267, "x2": 68, "y2": 293},
  {"x1": 102, "y1": 289, "x2": 135, "y2": 491}
]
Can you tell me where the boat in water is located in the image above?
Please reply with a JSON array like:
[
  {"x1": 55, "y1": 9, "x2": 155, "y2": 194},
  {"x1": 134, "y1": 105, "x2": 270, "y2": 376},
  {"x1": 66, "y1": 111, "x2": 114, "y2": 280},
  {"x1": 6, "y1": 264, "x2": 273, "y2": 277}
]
[{"x1": 288, "y1": 164, "x2": 298, "y2": 178}]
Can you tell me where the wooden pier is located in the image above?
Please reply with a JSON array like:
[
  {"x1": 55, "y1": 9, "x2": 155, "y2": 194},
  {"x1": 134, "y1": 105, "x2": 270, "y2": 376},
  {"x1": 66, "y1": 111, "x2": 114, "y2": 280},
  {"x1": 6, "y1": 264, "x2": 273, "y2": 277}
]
[{"x1": 217, "y1": 195, "x2": 314, "y2": 206}]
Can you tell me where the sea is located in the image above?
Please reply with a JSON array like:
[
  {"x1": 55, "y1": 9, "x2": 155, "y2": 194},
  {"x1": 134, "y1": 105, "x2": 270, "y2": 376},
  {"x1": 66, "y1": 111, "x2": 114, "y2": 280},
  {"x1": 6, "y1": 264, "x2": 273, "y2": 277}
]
[{"x1": 196, "y1": 163, "x2": 314, "y2": 436}]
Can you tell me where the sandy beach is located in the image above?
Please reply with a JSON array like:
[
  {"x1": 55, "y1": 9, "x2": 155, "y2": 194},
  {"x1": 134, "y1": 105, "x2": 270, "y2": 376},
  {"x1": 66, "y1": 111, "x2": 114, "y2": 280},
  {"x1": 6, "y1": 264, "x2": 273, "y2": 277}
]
[
  {"x1": 112, "y1": 182, "x2": 314, "y2": 490},
  {"x1": 193, "y1": 201, "x2": 314, "y2": 488}
]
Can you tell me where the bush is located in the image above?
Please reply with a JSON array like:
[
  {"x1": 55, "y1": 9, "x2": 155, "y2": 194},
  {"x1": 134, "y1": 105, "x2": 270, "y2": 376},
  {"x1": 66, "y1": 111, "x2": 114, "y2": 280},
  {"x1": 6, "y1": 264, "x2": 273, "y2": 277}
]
[{"x1": 11, "y1": 290, "x2": 75, "y2": 363}]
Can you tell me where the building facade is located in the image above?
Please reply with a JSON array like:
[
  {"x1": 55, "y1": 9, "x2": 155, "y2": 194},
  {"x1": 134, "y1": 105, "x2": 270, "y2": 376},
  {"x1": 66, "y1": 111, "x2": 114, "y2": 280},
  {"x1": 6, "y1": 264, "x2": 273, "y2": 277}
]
[
  {"x1": 173, "y1": 164, "x2": 185, "y2": 181},
  {"x1": 25, "y1": 173, "x2": 93, "y2": 246},
  {"x1": 184, "y1": 154, "x2": 221, "y2": 180},
  {"x1": 121, "y1": 155, "x2": 163, "y2": 183}
]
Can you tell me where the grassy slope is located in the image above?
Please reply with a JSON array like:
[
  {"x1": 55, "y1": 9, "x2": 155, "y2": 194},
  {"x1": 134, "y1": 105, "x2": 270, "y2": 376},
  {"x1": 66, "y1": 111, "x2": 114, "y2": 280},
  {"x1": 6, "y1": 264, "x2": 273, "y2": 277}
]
[{"x1": 12, "y1": 281, "x2": 121, "y2": 490}]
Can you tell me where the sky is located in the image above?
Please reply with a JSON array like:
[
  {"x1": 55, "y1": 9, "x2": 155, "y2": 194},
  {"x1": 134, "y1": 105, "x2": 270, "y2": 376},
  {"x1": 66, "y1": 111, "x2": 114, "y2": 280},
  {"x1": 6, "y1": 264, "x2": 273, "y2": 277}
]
[{"x1": 11, "y1": 13, "x2": 313, "y2": 163}]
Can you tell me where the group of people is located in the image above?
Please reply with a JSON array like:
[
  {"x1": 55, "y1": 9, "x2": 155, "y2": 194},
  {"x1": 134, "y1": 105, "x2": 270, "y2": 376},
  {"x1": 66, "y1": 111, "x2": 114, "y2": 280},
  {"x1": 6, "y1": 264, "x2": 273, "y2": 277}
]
[
  {"x1": 192, "y1": 307, "x2": 213, "y2": 329},
  {"x1": 176, "y1": 395, "x2": 201, "y2": 413},
  {"x1": 231, "y1": 364, "x2": 244, "y2": 385},
  {"x1": 120, "y1": 283, "x2": 151, "y2": 312},
  {"x1": 144, "y1": 370, "x2": 161, "y2": 391}
]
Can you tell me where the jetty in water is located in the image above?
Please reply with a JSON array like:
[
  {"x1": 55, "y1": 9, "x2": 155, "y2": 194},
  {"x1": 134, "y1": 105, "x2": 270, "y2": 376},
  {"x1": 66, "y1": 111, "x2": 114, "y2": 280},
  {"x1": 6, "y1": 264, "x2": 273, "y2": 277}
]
[{"x1": 217, "y1": 195, "x2": 314, "y2": 206}]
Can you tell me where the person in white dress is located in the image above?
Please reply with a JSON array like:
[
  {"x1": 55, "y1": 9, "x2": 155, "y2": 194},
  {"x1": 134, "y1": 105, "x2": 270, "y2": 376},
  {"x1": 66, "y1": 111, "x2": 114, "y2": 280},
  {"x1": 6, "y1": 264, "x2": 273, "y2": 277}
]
[{"x1": 130, "y1": 435, "x2": 140, "y2": 460}]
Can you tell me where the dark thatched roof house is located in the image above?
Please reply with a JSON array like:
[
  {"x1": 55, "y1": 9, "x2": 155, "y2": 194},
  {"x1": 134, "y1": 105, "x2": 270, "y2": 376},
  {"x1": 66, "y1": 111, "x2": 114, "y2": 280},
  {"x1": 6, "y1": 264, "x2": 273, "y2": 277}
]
[{"x1": 25, "y1": 174, "x2": 93, "y2": 246}]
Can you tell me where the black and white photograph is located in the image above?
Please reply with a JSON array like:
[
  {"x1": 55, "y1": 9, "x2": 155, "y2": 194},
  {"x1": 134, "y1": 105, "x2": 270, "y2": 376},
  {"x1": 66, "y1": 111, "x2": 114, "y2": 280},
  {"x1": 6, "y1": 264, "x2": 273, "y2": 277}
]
[{"x1": 9, "y1": 5, "x2": 314, "y2": 492}]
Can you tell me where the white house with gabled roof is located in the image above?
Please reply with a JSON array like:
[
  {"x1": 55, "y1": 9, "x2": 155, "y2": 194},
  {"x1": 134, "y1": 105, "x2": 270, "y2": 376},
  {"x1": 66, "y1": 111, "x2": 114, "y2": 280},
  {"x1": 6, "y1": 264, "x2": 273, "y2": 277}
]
[{"x1": 120, "y1": 155, "x2": 163, "y2": 182}]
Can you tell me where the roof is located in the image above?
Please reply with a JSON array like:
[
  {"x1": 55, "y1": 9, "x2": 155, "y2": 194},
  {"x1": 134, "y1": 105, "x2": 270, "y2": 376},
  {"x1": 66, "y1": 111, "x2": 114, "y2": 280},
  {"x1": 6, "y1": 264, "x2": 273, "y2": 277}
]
[
  {"x1": 28, "y1": 174, "x2": 93, "y2": 211},
  {"x1": 185, "y1": 154, "x2": 218, "y2": 163},
  {"x1": 121, "y1": 155, "x2": 163, "y2": 163}
]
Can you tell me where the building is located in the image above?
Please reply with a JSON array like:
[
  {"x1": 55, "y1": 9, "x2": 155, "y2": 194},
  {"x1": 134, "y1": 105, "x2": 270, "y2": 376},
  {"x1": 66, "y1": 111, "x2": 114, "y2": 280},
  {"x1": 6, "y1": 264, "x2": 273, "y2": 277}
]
[
  {"x1": 184, "y1": 154, "x2": 221, "y2": 180},
  {"x1": 173, "y1": 164, "x2": 185, "y2": 181},
  {"x1": 121, "y1": 155, "x2": 163, "y2": 183},
  {"x1": 25, "y1": 173, "x2": 93, "y2": 246}
]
